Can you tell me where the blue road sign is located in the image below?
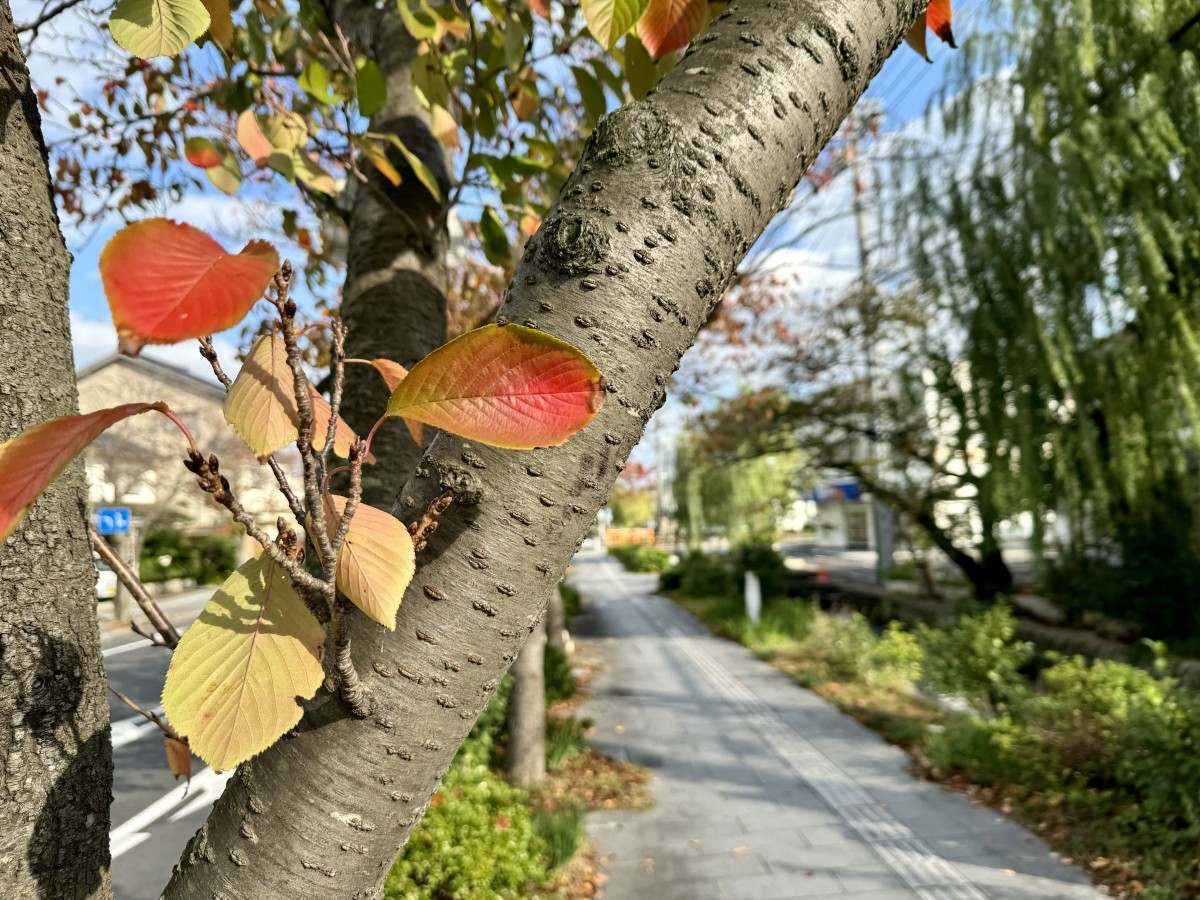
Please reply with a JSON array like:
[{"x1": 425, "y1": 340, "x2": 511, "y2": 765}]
[{"x1": 96, "y1": 507, "x2": 132, "y2": 535}]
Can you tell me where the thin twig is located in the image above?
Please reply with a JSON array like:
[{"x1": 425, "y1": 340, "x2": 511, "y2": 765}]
[
  {"x1": 128, "y1": 620, "x2": 171, "y2": 649},
  {"x1": 199, "y1": 336, "x2": 307, "y2": 525},
  {"x1": 184, "y1": 450, "x2": 326, "y2": 600},
  {"x1": 109, "y1": 686, "x2": 185, "y2": 744},
  {"x1": 319, "y1": 321, "x2": 347, "y2": 478},
  {"x1": 275, "y1": 264, "x2": 336, "y2": 577},
  {"x1": 325, "y1": 440, "x2": 369, "y2": 716},
  {"x1": 17, "y1": 0, "x2": 89, "y2": 34},
  {"x1": 89, "y1": 526, "x2": 181, "y2": 649}
]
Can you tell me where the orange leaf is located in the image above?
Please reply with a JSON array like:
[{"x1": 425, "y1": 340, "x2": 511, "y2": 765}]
[
  {"x1": 236, "y1": 109, "x2": 273, "y2": 165},
  {"x1": 355, "y1": 359, "x2": 424, "y2": 447},
  {"x1": 183, "y1": 136, "x2": 225, "y2": 168},
  {"x1": 636, "y1": 0, "x2": 706, "y2": 60},
  {"x1": 326, "y1": 495, "x2": 415, "y2": 628},
  {"x1": 0, "y1": 403, "x2": 167, "y2": 541},
  {"x1": 224, "y1": 334, "x2": 370, "y2": 462},
  {"x1": 386, "y1": 323, "x2": 605, "y2": 450},
  {"x1": 928, "y1": 0, "x2": 955, "y2": 47},
  {"x1": 165, "y1": 736, "x2": 192, "y2": 783},
  {"x1": 431, "y1": 104, "x2": 460, "y2": 149},
  {"x1": 526, "y1": 0, "x2": 549, "y2": 16},
  {"x1": 100, "y1": 219, "x2": 278, "y2": 355}
]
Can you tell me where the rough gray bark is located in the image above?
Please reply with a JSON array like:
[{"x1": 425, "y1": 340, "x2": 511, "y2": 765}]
[
  {"x1": 166, "y1": 2, "x2": 924, "y2": 896},
  {"x1": 0, "y1": 0, "x2": 114, "y2": 894},
  {"x1": 331, "y1": 0, "x2": 451, "y2": 505},
  {"x1": 505, "y1": 617, "x2": 546, "y2": 787},
  {"x1": 545, "y1": 585, "x2": 568, "y2": 655}
]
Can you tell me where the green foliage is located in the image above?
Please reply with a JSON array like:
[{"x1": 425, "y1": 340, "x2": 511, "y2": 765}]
[
  {"x1": 543, "y1": 645, "x2": 576, "y2": 706},
  {"x1": 532, "y1": 804, "x2": 586, "y2": 872},
  {"x1": 546, "y1": 716, "x2": 590, "y2": 772},
  {"x1": 916, "y1": 605, "x2": 1032, "y2": 713},
  {"x1": 608, "y1": 485, "x2": 655, "y2": 527},
  {"x1": 661, "y1": 550, "x2": 737, "y2": 598},
  {"x1": 731, "y1": 539, "x2": 787, "y2": 599},
  {"x1": 138, "y1": 527, "x2": 238, "y2": 585},
  {"x1": 608, "y1": 543, "x2": 671, "y2": 574},
  {"x1": 384, "y1": 763, "x2": 547, "y2": 900},
  {"x1": 558, "y1": 582, "x2": 582, "y2": 619}
]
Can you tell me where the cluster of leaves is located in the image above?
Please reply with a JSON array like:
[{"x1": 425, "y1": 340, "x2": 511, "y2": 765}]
[{"x1": 0, "y1": 217, "x2": 606, "y2": 771}]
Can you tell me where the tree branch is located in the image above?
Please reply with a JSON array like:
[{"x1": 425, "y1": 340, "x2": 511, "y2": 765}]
[{"x1": 89, "y1": 524, "x2": 181, "y2": 649}]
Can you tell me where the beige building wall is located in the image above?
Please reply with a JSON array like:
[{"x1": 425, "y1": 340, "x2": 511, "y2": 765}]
[{"x1": 77, "y1": 355, "x2": 297, "y2": 559}]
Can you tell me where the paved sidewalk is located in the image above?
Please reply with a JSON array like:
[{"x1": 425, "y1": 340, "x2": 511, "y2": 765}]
[{"x1": 570, "y1": 553, "x2": 1105, "y2": 900}]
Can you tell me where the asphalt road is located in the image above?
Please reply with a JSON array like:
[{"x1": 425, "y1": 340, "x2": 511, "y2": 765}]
[{"x1": 101, "y1": 588, "x2": 233, "y2": 898}]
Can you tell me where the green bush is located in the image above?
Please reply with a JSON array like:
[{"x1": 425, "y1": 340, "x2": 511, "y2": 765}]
[
  {"x1": 546, "y1": 715, "x2": 590, "y2": 771},
  {"x1": 663, "y1": 551, "x2": 737, "y2": 599},
  {"x1": 922, "y1": 715, "x2": 1033, "y2": 785},
  {"x1": 798, "y1": 612, "x2": 880, "y2": 682},
  {"x1": 869, "y1": 622, "x2": 924, "y2": 685},
  {"x1": 608, "y1": 543, "x2": 672, "y2": 573},
  {"x1": 917, "y1": 605, "x2": 1032, "y2": 713},
  {"x1": 139, "y1": 527, "x2": 237, "y2": 584},
  {"x1": 558, "y1": 582, "x2": 582, "y2": 619},
  {"x1": 731, "y1": 539, "x2": 787, "y2": 599},
  {"x1": 533, "y1": 803, "x2": 586, "y2": 871},
  {"x1": 544, "y1": 645, "x2": 576, "y2": 706},
  {"x1": 384, "y1": 763, "x2": 547, "y2": 899}
]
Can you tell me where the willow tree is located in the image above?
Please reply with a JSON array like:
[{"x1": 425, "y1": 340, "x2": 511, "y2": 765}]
[{"x1": 909, "y1": 1, "x2": 1200, "y2": 628}]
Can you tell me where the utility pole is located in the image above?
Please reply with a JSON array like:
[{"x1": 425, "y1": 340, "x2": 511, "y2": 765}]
[{"x1": 846, "y1": 99, "x2": 895, "y2": 582}]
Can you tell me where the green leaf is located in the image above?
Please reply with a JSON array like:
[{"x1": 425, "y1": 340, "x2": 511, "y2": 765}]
[
  {"x1": 480, "y1": 206, "x2": 510, "y2": 267},
  {"x1": 267, "y1": 149, "x2": 295, "y2": 181},
  {"x1": 623, "y1": 34, "x2": 659, "y2": 100},
  {"x1": 398, "y1": 0, "x2": 437, "y2": 39},
  {"x1": 299, "y1": 61, "x2": 340, "y2": 106},
  {"x1": 110, "y1": 0, "x2": 210, "y2": 58},
  {"x1": 379, "y1": 133, "x2": 441, "y2": 201},
  {"x1": 355, "y1": 57, "x2": 387, "y2": 117},
  {"x1": 582, "y1": 0, "x2": 647, "y2": 50},
  {"x1": 571, "y1": 65, "x2": 607, "y2": 125}
]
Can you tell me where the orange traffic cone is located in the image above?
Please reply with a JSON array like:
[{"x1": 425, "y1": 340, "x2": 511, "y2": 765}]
[{"x1": 815, "y1": 566, "x2": 829, "y2": 583}]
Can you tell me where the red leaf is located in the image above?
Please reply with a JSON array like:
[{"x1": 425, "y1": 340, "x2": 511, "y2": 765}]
[
  {"x1": 526, "y1": 0, "x2": 549, "y2": 16},
  {"x1": 0, "y1": 403, "x2": 167, "y2": 542},
  {"x1": 386, "y1": 324, "x2": 605, "y2": 450},
  {"x1": 928, "y1": 0, "x2": 955, "y2": 47},
  {"x1": 636, "y1": 0, "x2": 707, "y2": 60},
  {"x1": 183, "y1": 137, "x2": 225, "y2": 169},
  {"x1": 100, "y1": 219, "x2": 279, "y2": 355}
]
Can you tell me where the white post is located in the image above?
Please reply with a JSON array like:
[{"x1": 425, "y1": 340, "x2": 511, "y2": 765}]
[{"x1": 744, "y1": 570, "x2": 762, "y2": 625}]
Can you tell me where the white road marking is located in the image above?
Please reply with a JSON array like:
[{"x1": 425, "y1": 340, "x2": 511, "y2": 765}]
[
  {"x1": 111, "y1": 708, "x2": 165, "y2": 749},
  {"x1": 109, "y1": 766, "x2": 233, "y2": 859}
]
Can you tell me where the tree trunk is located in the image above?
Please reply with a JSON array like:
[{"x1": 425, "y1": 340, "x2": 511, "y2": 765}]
[
  {"x1": 0, "y1": 2, "x2": 114, "y2": 894},
  {"x1": 545, "y1": 586, "x2": 568, "y2": 656},
  {"x1": 166, "y1": 2, "x2": 925, "y2": 895},
  {"x1": 330, "y1": 2, "x2": 451, "y2": 505},
  {"x1": 505, "y1": 617, "x2": 546, "y2": 788}
]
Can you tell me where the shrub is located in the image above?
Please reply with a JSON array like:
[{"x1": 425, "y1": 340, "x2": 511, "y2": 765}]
[
  {"x1": 608, "y1": 543, "x2": 671, "y2": 573},
  {"x1": 558, "y1": 582, "x2": 582, "y2": 619},
  {"x1": 458, "y1": 676, "x2": 512, "y2": 768},
  {"x1": 139, "y1": 527, "x2": 237, "y2": 584},
  {"x1": 532, "y1": 803, "x2": 586, "y2": 872},
  {"x1": 543, "y1": 645, "x2": 576, "y2": 706},
  {"x1": 731, "y1": 539, "x2": 787, "y2": 599},
  {"x1": 917, "y1": 604, "x2": 1032, "y2": 713},
  {"x1": 922, "y1": 715, "x2": 1033, "y2": 785},
  {"x1": 869, "y1": 622, "x2": 924, "y2": 685},
  {"x1": 664, "y1": 551, "x2": 737, "y2": 599},
  {"x1": 384, "y1": 763, "x2": 547, "y2": 899},
  {"x1": 798, "y1": 612, "x2": 880, "y2": 682},
  {"x1": 546, "y1": 715, "x2": 590, "y2": 771}
]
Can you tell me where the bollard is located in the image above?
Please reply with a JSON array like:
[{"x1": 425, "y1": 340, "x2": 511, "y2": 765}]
[{"x1": 744, "y1": 570, "x2": 762, "y2": 625}]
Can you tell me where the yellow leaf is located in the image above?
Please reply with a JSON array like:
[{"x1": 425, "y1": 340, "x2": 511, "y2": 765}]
[
  {"x1": 327, "y1": 495, "x2": 415, "y2": 628},
  {"x1": 431, "y1": 104, "x2": 460, "y2": 149},
  {"x1": 355, "y1": 136, "x2": 401, "y2": 186},
  {"x1": 110, "y1": 0, "x2": 209, "y2": 58},
  {"x1": 224, "y1": 334, "x2": 367, "y2": 461},
  {"x1": 161, "y1": 553, "x2": 325, "y2": 770}
]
